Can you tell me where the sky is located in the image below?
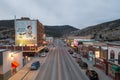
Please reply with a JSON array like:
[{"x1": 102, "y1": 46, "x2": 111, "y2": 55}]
[{"x1": 0, "y1": 0, "x2": 120, "y2": 29}]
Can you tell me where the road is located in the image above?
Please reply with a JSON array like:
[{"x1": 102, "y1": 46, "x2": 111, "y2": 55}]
[{"x1": 35, "y1": 40, "x2": 88, "y2": 80}]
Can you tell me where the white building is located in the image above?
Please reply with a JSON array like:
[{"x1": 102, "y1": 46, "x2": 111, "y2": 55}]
[
  {"x1": 107, "y1": 42, "x2": 120, "y2": 79},
  {"x1": 0, "y1": 49, "x2": 23, "y2": 80},
  {"x1": 46, "y1": 37, "x2": 53, "y2": 43}
]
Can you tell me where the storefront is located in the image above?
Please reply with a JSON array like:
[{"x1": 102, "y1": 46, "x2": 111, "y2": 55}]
[
  {"x1": 88, "y1": 51, "x2": 95, "y2": 64},
  {"x1": 111, "y1": 65, "x2": 120, "y2": 80},
  {"x1": 107, "y1": 42, "x2": 120, "y2": 80},
  {"x1": 94, "y1": 46, "x2": 108, "y2": 73},
  {"x1": 95, "y1": 58, "x2": 106, "y2": 71},
  {"x1": 108, "y1": 63, "x2": 120, "y2": 80}
]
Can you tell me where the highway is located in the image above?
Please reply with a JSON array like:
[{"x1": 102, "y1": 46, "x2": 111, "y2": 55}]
[{"x1": 35, "y1": 39, "x2": 88, "y2": 80}]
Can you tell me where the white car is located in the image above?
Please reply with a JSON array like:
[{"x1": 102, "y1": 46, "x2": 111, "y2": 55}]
[
  {"x1": 40, "y1": 53, "x2": 46, "y2": 57},
  {"x1": 72, "y1": 53, "x2": 77, "y2": 58}
]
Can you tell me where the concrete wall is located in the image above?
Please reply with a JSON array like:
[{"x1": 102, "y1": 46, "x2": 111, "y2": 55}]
[
  {"x1": 12, "y1": 51, "x2": 23, "y2": 71},
  {"x1": 3, "y1": 51, "x2": 11, "y2": 74}
]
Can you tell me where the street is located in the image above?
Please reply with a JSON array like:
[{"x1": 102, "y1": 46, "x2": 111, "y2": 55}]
[{"x1": 35, "y1": 40, "x2": 88, "y2": 80}]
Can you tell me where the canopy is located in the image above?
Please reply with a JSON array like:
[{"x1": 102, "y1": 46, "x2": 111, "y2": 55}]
[
  {"x1": 111, "y1": 65, "x2": 120, "y2": 72},
  {"x1": 11, "y1": 61, "x2": 19, "y2": 68}
]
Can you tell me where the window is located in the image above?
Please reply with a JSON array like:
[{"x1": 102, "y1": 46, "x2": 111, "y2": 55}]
[
  {"x1": 110, "y1": 50, "x2": 115, "y2": 62},
  {"x1": 118, "y1": 52, "x2": 120, "y2": 64}
]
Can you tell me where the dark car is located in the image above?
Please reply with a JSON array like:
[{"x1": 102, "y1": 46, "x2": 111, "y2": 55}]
[
  {"x1": 86, "y1": 69, "x2": 99, "y2": 80},
  {"x1": 44, "y1": 48, "x2": 49, "y2": 53},
  {"x1": 79, "y1": 62, "x2": 88, "y2": 69},
  {"x1": 31, "y1": 61, "x2": 40, "y2": 70},
  {"x1": 76, "y1": 57, "x2": 82, "y2": 64},
  {"x1": 68, "y1": 49, "x2": 73, "y2": 54}
]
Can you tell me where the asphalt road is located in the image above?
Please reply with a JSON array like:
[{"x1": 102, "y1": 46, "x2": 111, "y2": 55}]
[{"x1": 35, "y1": 40, "x2": 88, "y2": 80}]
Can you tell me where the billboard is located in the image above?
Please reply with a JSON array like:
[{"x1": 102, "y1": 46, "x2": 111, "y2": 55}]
[{"x1": 15, "y1": 20, "x2": 37, "y2": 46}]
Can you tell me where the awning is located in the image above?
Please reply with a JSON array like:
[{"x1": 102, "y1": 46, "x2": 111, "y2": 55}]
[
  {"x1": 111, "y1": 65, "x2": 120, "y2": 72},
  {"x1": 11, "y1": 61, "x2": 19, "y2": 68}
]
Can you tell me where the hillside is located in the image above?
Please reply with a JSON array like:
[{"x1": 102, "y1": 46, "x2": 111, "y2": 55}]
[
  {"x1": 44, "y1": 25, "x2": 79, "y2": 37},
  {"x1": 0, "y1": 20, "x2": 15, "y2": 39},
  {"x1": 72, "y1": 19, "x2": 120, "y2": 41},
  {"x1": 0, "y1": 20, "x2": 79, "y2": 39}
]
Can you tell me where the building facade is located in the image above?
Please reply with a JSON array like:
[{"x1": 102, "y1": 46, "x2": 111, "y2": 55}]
[
  {"x1": 107, "y1": 42, "x2": 120, "y2": 80},
  {"x1": 0, "y1": 49, "x2": 23, "y2": 80},
  {"x1": 15, "y1": 18, "x2": 45, "y2": 47}
]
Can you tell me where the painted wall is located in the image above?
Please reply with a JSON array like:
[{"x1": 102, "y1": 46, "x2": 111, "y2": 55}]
[{"x1": 15, "y1": 20, "x2": 37, "y2": 46}]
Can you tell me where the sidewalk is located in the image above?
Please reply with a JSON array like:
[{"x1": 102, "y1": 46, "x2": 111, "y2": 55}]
[
  {"x1": 81, "y1": 57, "x2": 112, "y2": 80},
  {"x1": 9, "y1": 55, "x2": 48, "y2": 80},
  {"x1": 67, "y1": 45, "x2": 112, "y2": 80}
]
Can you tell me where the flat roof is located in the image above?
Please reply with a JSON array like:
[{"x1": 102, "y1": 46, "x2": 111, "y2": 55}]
[
  {"x1": 107, "y1": 41, "x2": 120, "y2": 46},
  {"x1": 0, "y1": 49, "x2": 8, "y2": 52}
]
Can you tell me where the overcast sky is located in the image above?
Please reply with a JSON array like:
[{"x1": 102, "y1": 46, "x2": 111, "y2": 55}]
[{"x1": 0, "y1": 0, "x2": 120, "y2": 29}]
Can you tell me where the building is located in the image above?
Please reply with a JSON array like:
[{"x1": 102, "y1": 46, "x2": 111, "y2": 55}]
[
  {"x1": 15, "y1": 18, "x2": 45, "y2": 47},
  {"x1": 66, "y1": 36, "x2": 92, "y2": 46},
  {"x1": 107, "y1": 42, "x2": 120, "y2": 80},
  {"x1": 46, "y1": 37, "x2": 53, "y2": 44},
  {"x1": 0, "y1": 49, "x2": 23, "y2": 80},
  {"x1": 0, "y1": 17, "x2": 45, "y2": 54},
  {"x1": 78, "y1": 41, "x2": 108, "y2": 75},
  {"x1": 94, "y1": 45, "x2": 108, "y2": 74}
]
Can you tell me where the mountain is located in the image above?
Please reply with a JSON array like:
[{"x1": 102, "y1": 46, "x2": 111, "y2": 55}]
[
  {"x1": 44, "y1": 25, "x2": 79, "y2": 37},
  {"x1": 72, "y1": 19, "x2": 120, "y2": 41},
  {"x1": 0, "y1": 20, "x2": 79, "y2": 39},
  {"x1": 0, "y1": 20, "x2": 15, "y2": 39}
]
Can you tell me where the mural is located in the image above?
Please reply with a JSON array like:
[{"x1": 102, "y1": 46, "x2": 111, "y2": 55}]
[{"x1": 15, "y1": 20, "x2": 37, "y2": 46}]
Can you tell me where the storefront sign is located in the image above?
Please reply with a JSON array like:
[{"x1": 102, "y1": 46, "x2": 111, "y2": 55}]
[{"x1": 95, "y1": 51, "x2": 100, "y2": 58}]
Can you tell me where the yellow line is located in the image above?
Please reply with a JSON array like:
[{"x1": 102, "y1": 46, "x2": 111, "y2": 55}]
[{"x1": 58, "y1": 47, "x2": 61, "y2": 80}]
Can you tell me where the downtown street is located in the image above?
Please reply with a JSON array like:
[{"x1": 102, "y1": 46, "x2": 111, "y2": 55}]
[{"x1": 35, "y1": 39, "x2": 88, "y2": 80}]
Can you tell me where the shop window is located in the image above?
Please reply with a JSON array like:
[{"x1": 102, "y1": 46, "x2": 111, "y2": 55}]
[
  {"x1": 118, "y1": 52, "x2": 120, "y2": 64},
  {"x1": 110, "y1": 50, "x2": 115, "y2": 62}
]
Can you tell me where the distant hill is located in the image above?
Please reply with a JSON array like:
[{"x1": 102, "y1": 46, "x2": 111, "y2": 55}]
[
  {"x1": 0, "y1": 20, "x2": 79, "y2": 39},
  {"x1": 0, "y1": 20, "x2": 15, "y2": 39},
  {"x1": 72, "y1": 19, "x2": 120, "y2": 41},
  {"x1": 44, "y1": 25, "x2": 79, "y2": 37}
]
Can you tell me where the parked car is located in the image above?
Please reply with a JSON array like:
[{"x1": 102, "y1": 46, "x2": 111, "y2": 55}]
[
  {"x1": 79, "y1": 62, "x2": 88, "y2": 69},
  {"x1": 31, "y1": 61, "x2": 40, "y2": 70},
  {"x1": 76, "y1": 57, "x2": 82, "y2": 64},
  {"x1": 39, "y1": 53, "x2": 46, "y2": 57},
  {"x1": 68, "y1": 49, "x2": 73, "y2": 54},
  {"x1": 72, "y1": 53, "x2": 77, "y2": 58},
  {"x1": 86, "y1": 69, "x2": 99, "y2": 80},
  {"x1": 44, "y1": 48, "x2": 49, "y2": 53}
]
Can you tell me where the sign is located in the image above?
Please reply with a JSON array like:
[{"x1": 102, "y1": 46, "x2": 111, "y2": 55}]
[
  {"x1": 111, "y1": 65, "x2": 120, "y2": 72},
  {"x1": 95, "y1": 51, "x2": 100, "y2": 58},
  {"x1": 15, "y1": 20, "x2": 37, "y2": 46}
]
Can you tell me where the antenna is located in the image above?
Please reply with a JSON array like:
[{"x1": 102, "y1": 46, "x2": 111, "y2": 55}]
[{"x1": 14, "y1": 15, "x2": 16, "y2": 45}]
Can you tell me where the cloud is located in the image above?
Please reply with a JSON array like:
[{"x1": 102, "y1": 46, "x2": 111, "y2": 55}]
[{"x1": 0, "y1": 0, "x2": 120, "y2": 29}]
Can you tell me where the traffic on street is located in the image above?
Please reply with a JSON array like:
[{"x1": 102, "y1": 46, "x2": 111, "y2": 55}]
[{"x1": 35, "y1": 39, "x2": 89, "y2": 80}]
